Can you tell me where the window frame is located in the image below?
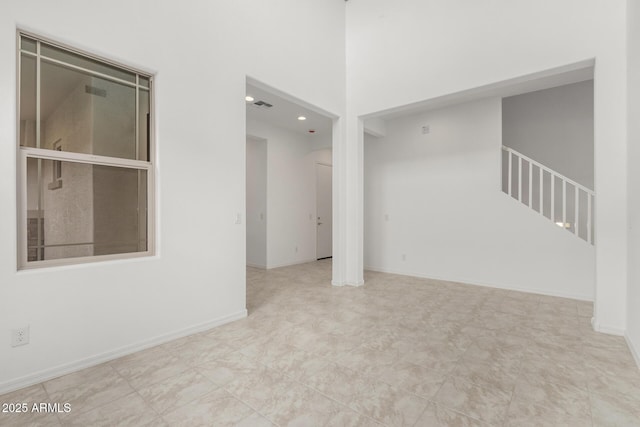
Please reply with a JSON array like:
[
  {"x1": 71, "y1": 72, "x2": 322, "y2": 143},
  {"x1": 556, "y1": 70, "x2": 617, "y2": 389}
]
[{"x1": 16, "y1": 30, "x2": 156, "y2": 270}]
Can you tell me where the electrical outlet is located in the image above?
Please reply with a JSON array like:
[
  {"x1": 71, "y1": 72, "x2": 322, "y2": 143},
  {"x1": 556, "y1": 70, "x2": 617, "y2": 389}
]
[{"x1": 11, "y1": 326, "x2": 29, "y2": 347}]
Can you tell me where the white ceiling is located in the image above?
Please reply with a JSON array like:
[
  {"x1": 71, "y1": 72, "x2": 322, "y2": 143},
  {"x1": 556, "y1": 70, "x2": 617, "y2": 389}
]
[{"x1": 245, "y1": 83, "x2": 333, "y2": 138}]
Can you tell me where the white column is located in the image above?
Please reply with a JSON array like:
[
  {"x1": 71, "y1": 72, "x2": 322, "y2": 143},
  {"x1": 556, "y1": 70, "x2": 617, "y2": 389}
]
[
  {"x1": 593, "y1": 54, "x2": 628, "y2": 335},
  {"x1": 332, "y1": 112, "x2": 364, "y2": 287}
]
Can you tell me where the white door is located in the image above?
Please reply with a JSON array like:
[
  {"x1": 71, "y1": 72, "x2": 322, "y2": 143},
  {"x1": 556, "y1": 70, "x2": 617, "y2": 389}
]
[{"x1": 316, "y1": 163, "x2": 332, "y2": 259}]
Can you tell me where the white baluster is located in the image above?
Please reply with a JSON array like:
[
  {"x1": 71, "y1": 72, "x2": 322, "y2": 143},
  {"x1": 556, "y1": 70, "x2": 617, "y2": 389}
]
[
  {"x1": 575, "y1": 186, "x2": 579, "y2": 236},
  {"x1": 551, "y1": 176, "x2": 555, "y2": 222},
  {"x1": 508, "y1": 150, "x2": 512, "y2": 197},
  {"x1": 518, "y1": 156, "x2": 522, "y2": 202},
  {"x1": 587, "y1": 194, "x2": 593, "y2": 243},
  {"x1": 562, "y1": 180, "x2": 566, "y2": 227},
  {"x1": 528, "y1": 161, "x2": 533, "y2": 208},
  {"x1": 539, "y1": 167, "x2": 543, "y2": 214}
]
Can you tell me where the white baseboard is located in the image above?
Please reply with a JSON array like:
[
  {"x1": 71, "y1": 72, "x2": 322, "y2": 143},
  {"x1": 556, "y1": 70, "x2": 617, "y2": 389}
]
[
  {"x1": 589, "y1": 317, "x2": 628, "y2": 338},
  {"x1": 331, "y1": 279, "x2": 364, "y2": 287},
  {"x1": 246, "y1": 263, "x2": 266, "y2": 269},
  {"x1": 0, "y1": 309, "x2": 247, "y2": 395},
  {"x1": 591, "y1": 317, "x2": 626, "y2": 336},
  {"x1": 364, "y1": 265, "x2": 594, "y2": 302},
  {"x1": 267, "y1": 258, "x2": 317, "y2": 269},
  {"x1": 625, "y1": 333, "x2": 640, "y2": 369}
]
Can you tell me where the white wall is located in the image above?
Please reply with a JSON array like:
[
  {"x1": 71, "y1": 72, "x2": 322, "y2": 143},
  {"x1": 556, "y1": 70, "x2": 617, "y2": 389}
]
[
  {"x1": 246, "y1": 137, "x2": 267, "y2": 268},
  {"x1": 0, "y1": 0, "x2": 345, "y2": 392},
  {"x1": 364, "y1": 98, "x2": 595, "y2": 300},
  {"x1": 347, "y1": 0, "x2": 627, "y2": 332},
  {"x1": 503, "y1": 80, "x2": 594, "y2": 189},
  {"x1": 247, "y1": 118, "x2": 331, "y2": 269},
  {"x1": 627, "y1": 0, "x2": 640, "y2": 365}
]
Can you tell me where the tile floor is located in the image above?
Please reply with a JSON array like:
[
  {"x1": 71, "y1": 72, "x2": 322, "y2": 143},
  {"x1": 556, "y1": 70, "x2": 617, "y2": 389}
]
[{"x1": 2, "y1": 260, "x2": 640, "y2": 426}]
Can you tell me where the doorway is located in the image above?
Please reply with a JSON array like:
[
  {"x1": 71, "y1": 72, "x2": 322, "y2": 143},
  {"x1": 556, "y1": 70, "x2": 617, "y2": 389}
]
[
  {"x1": 245, "y1": 78, "x2": 336, "y2": 269},
  {"x1": 316, "y1": 163, "x2": 332, "y2": 259}
]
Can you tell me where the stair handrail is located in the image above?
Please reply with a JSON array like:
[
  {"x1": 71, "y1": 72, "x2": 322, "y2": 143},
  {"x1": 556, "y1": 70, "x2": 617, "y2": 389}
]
[
  {"x1": 502, "y1": 146, "x2": 594, "y2": 196},
  {"x1": 501, "y1": 145, "x2": 594, "y2": 245}
]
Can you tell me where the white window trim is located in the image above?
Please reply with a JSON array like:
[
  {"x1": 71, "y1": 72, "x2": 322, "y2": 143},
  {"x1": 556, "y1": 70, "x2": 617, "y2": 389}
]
[{"x1": 16, "y1": 30, "x2": 156, "y2": 270}]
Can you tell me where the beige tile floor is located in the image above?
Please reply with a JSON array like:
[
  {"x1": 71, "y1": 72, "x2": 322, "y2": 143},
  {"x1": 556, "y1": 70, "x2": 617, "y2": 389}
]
[{"x1": 2, "y1": 260, "x2": 640, "y2": 426}]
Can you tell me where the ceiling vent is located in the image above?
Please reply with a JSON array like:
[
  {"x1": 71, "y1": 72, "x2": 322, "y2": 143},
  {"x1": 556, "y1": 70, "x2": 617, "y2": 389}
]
[{"x1": 252, "y1": 100, "x2": 273, "y2": 109}]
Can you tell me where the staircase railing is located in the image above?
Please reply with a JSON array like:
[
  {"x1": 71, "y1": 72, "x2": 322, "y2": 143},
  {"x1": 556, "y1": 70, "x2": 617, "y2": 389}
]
[{"x1": 501, "y1": 145, "x2": 595, "y2": 245}]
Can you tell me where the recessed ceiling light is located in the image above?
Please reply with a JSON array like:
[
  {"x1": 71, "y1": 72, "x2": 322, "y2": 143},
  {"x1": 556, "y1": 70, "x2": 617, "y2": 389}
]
[
  {"x1": 245, "y1": 96, "x2": 254, "y2": 102},
  {"x1": 298, "y1": 116, "x2": 306, "y2": 121}
]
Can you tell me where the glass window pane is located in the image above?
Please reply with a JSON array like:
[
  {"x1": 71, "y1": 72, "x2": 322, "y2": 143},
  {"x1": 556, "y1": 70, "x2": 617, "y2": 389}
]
[
  {"x1": 139, "y1": 76, "x2": 150, "y2": 88},
  {"x1": 21, "y1": 36, "x2": 37, "y2": 53},
  {"x1": 41, "y1": 60, "x2": 137, "y2": 160},
  {"x1": 20, "y1": 53, "x2": 37, "y2": 148},
  {"x1": 26, "y1": 158, "x2": 148, "y2": 261},
  {"x1": 41, "y1": 43, "x2": 135, "y2": 83},
  {"x1": 91, "y1": 75, "x2": 137, "y2": 159},
  {"x1": 138, "y1": 89, "x2": 150, "y2": 161},
  {"x1": 93, "y1": 165, "x2": 147, "y2": 255}
]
